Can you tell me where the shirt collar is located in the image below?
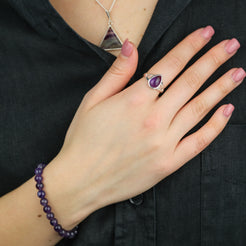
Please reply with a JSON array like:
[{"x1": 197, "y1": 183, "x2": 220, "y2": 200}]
[{"x1": 8, "y1": 0, "x2": 192, "y2": 66}]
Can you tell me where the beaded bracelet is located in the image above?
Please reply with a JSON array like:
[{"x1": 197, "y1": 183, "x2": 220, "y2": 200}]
[{"x1": 34, "y1": 163, "x2": 78, "y2": 239}]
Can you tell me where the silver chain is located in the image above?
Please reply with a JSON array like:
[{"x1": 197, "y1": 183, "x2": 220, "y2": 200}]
[{"x1": 95, "y1": 0, "x2": 117, "y2": 13}]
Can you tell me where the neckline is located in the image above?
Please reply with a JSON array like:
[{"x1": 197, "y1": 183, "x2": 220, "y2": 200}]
[
  {"x1": 8, "y1": 0, "x2": 193, "y2": 67},
  {"x1": 43, "y1": 0, "x2": 162, "y2": 60}
]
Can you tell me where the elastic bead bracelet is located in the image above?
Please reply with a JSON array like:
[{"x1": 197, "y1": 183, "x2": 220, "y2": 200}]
[{"x1": 34, "y1": 163, "x2": 79, "y2": 239}]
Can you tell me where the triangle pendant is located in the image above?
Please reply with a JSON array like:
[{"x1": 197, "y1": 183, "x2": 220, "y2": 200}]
[{"x1": 100, "y1": 26, "x2": 123, "y2": 51}]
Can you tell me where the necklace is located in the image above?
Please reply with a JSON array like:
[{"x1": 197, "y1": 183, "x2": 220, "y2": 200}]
[{"x1": 95, "y1": 0, "x2": 123, "y2": 51}]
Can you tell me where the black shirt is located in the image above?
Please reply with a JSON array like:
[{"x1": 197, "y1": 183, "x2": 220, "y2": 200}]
[{"x1": 1, "y1": 0, "x2": 246, "y2": 245}]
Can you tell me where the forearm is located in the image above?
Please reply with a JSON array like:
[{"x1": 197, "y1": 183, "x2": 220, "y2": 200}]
[
  {"x1": 0, "y1": 177, "x2": 62, "y2": 246},
  {"x1": 0, "y1": 155, "x2": 96, "y2": 246}
]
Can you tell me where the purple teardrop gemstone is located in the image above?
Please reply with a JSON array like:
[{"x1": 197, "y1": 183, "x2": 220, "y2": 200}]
[{"x1": 149, "y1": 75, "x2": 162, "y2": 88}]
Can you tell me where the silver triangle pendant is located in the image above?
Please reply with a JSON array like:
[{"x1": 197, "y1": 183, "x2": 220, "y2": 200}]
[{"x1": 100, "y1": 25, "x2": 123, "y2": 51}]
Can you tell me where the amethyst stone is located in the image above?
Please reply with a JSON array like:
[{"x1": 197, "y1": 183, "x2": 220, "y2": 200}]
[
  {"x1": 47, "y1": 212, "x2": 54, "y2": 220},
  {"x1": 54, "y1": 224, "x2": 62, "y2": 232},
  {"x1": 59, "y1": 229, "x2": 66, "y2": 237},
  {"x1": 149, "y1": 75, "x2": 162, "y2": 88},
  {"x1": 37, "y1": 190, "x2": 45, "y2": 198},
  {"x1": 43, "y1": 205, "x2": 51, "y2": 213},
  {"x1": 68, "y1": 232, "x2": 75, "y2": 239},
  {"x1": 36, "y1": 183, "x2": 44, "y2": 190},
  {"x1": 35, "y1": 175, "x2": 43, "y2": 183},
  {"x1": 50, "y1": 218, "x2": 58, "y2": 226},
  {"x1": 40, "y1": 198, "x2": 48, "y2": 206},
  {"x1": 34, "y1": 162, "x2": 78, "y2": 239},
  {"x1": 35, "y1": 168, "x2": 42, "y2": 175},
  {"x1": 64, "y1": 231, "x2": 71, "y2": 238},
  {"x1": 37, "y1": 163, "x2": 46, "y2": 169}
]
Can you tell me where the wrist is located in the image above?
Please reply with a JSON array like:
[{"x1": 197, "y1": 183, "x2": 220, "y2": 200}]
[{"x1": 40, "y1": 154, "x2": 98, "y2": 230}]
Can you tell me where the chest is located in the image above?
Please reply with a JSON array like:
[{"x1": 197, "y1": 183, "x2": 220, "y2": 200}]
[{"x1": 48, "y1": 0, "x2": 158, "y2": 56}]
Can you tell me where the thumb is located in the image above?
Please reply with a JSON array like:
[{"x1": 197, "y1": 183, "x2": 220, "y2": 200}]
[{"x1": 83, "y1": 39, "x2": 138, "y2": 111}]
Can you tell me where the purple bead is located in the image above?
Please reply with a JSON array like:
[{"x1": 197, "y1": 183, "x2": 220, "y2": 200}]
[
  {"x1": 37, "y1": 190, "x2": 45, "y2": 198},
  {"x1": 40, "y1": 198, "x2": 48, "y2": 206},
  {"x1": 34, "y1": 175, "x2": 43, "y2": 183},
  {"x1": 35, "y1": 168, "x2": 42, "y2": 175},
  {"x1": 54, "y1": 224, "x2": 62, "y2": 232},
  {"x1": 64, "y1": 231, "x2": 71, "y2": 238},
  {"x1": 43, "y1": 205, "x2": 51, "y2": 213},
  {"x1": 58, "y1": 229, "x2": 65, "y2": 237},
  {"x1": 35, "y1": 163, "x2": 78, "y2": 239},
  {"x1": 149, "y1": 75, "x2": 162, "y2": 88},
  {"x1": 37, "y1": 163, "x2": 46, "y2": 169},
  {"x1": 50, "y1": 218, "x2": 58, "y2": 226},
  {"x1": 36, "y1": 183, "x2": 44, "y2": 190},
  {"x1": 68, "y1": 231, "x2": 75, "y2": 239},
  {"x1": 46, "y1": 212, "x2": 54, "y2": 220}
]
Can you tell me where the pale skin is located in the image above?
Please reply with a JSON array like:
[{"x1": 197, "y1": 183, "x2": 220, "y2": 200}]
[
  {"x1": 48, "y1": 0, "x2": 159, "y2": 57},
  {"x1": 0, "y1": 1, "x2": 246, "y2": 246}
]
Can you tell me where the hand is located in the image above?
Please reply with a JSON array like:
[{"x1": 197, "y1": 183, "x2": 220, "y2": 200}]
[{"x1": 45, "y1": 26, "x2": 245, "y2": 229}]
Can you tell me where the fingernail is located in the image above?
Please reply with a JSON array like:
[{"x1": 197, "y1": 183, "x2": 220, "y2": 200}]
[
  {"x1": 231, "y1": 68, "x2": 246, "y2": 83},
  {"x1": 201, "y1": 25, "x2": 215, "y2": 39},
  {"x1": 223, "y1": 103, "x2": 235, "y2": 117},
  {"x1": 121, "y1": 39, "x2": 133, "y2": 57},
  {"x1": 225, "y1": 38, "x2": 240, "y2": 54}
]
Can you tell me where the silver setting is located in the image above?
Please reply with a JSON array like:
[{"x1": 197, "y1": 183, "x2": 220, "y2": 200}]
[
  {"x1": 99, "y1": 24, "x2": 123, "y2": 51},
  {"x1": 95, "y1": 0, "x2": 123, "y2": 51},
  {"x1": 144, "y1": 73, "x2": 165, "y2": 93}
]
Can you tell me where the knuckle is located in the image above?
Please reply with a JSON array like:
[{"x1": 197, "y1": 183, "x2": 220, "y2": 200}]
[
  {"x1": 183, "y1": 69, "x2": 201, "y2": 89},
  {"x1": 194, "y1": 133, "x2": 209, "y2": 153},
  {"x1": 218, "y1": 79, "x2": 231, "y2": 95},
  {"x1": 206, "y1": 122, "x2": 219, "y2": 135},
  {"x1": 186, "y1": 35, "x2": 202, "y2": 52},
  {"x1": 143, "y1": 113, "x2": 161, "y2": 132},
  {"x1": 109, "y1": 61, "x2": 125, "y2": 77},
  {"x1": 147, "y1": 136, "x2": 163, "y2": 154},
  {"x1": 168, "y1": 54, "x2": 185, "y2": 70},
  {"x1": 154, "y1": 159, "x2": 171, "y2": 178},
  {"x1": 83, "y1": 90, "x2": 92, "y2": 102},
  {"x1": 208, "y1": 50, "x2": 223, "y2": 67},
  {"x1": 191, "y1": 99, "x2": 208, "y2": 118},
  {"x1": 127, "y1": 93, "x2": 145, "y2": 107}
]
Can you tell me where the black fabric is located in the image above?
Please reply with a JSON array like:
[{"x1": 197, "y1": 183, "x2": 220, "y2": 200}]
[{"x1": 0, "y1": 0, "x2": 246, "y2": 245}]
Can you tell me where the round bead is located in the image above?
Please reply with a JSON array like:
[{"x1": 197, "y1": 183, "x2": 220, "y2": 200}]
[
  {"x1": 36, "y1": 183, "x2": 44, "y2": 190},
  {"x1": 54, "y1": 224, "x2": 62, "y2": 232},
  {"x1": 37, "y1": 163, "x2": 46, "y2": 169},
  {"x1": 58, "y1": 229, "x2": 65, "y2": 237},
  {"x1": 64, "y1": 231, "x2": 70, "y2": 238},
  {"x1": 43, "y1": 205, "x2": 51, "y2": 213},
  {"x1": 35, "y1": 162, "x2": 78, "y2": 239},
  {"x1": 35, "y1": 168, "x2": 42, "y2": 175},
  {"x1": 69, "y1": 231, "x2": 75, "y2": 239},
  {"x1": 40, "y1": 198, "x2": 48, "y2": 206},
  {"x1": 46, "y1": 212, "x2": 54, "y2": 220},
  {"x1": 34, "y1": 175, "x2": 43, "y2": 183},
  {"x1": 37, "y1": 190, "x2": 45, "y2": 198},
  {"x1": 50, "y1": 218, "x2": 58, "y2": 226}
]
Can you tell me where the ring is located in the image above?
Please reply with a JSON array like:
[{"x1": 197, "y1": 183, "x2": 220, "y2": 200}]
[{"x1": 144, "y1": 73, "x2": 165, "y2": 93}]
